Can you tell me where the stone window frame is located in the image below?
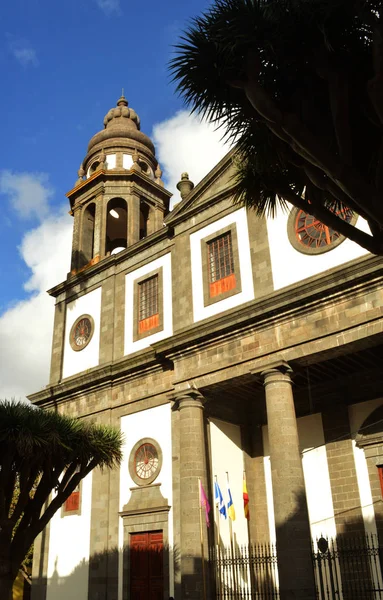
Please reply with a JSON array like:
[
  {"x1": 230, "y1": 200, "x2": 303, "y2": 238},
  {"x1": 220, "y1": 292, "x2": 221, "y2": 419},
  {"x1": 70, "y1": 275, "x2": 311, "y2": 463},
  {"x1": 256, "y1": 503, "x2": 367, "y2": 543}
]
[
  {"x1": 201, "y1": 223, "x2": 242, "y2": 307},
  {"x1": 61, "y1": 478, "x2": 82, "y2": 517},
  {"x1": 69, "y1": 314, "x2": 95, "y2": 352},
  {"x1": 287, "y1": 206, "x2": 358, "y2": 255},
  {"x1": 133, "y1": 268, "x2": 164, "y2": 342},
  {"x1": 128, "y1": 437, "x2": 163, "y2": 486}
]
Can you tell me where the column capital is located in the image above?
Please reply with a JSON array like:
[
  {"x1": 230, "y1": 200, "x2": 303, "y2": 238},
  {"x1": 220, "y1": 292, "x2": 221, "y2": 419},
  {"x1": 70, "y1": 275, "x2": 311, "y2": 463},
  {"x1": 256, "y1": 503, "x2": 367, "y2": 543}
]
[
  {"x1": 172, "y1": 388, "x2": 205, "y2": 411},
  {"x1": 251, "y1": 358, "x2": 292, "y2": 379}
]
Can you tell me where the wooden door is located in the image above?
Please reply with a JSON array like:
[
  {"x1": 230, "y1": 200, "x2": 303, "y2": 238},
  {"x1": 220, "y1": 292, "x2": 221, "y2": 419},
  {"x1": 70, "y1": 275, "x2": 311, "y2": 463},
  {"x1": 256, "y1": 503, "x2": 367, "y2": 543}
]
[{"x1": 130, "y1": 531, "x2": 164, "y2": 600}]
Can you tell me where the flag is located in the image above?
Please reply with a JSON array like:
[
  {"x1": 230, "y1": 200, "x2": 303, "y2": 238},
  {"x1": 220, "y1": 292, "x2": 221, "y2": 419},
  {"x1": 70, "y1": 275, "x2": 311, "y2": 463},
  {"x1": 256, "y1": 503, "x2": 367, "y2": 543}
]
[
  {"x1": 243, "y1": 473, "x2": 250, "y2": 520},
  {"x1": 214, "y1": 480, "x2": 227, "y2": 519},
  {"x1": 227, "y1": 484, "x2": 236, "y2": 521},
  {"x1": 200, "y1": 480, "x2": 211, "y2": 527}
]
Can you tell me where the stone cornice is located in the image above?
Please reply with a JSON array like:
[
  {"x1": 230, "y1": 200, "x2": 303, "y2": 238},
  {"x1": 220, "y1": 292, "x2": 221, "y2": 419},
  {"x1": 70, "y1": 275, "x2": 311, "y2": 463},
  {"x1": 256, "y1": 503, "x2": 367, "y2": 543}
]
[
  {"x1": 47, "y1": 227, "x2": 173, "y2": 298},
  {"x1": 35, "y1": 254, "x2": 382, "y2": 405},
  {"x1": 153, "y1": 255, "x2": 383, "y2": 360},
  {"x1": 66, "y1": 169, "x2": 172, "y2": 209},
  {"x1": 28, "y1": 347, "x2": 169, "y2": 406}
]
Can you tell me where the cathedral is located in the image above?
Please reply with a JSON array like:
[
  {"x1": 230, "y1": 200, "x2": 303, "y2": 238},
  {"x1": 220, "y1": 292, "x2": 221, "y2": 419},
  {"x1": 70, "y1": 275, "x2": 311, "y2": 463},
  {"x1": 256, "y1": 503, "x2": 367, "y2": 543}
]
[{"x1": 30, "y1": 95, "x2": 383, "y2": 600}]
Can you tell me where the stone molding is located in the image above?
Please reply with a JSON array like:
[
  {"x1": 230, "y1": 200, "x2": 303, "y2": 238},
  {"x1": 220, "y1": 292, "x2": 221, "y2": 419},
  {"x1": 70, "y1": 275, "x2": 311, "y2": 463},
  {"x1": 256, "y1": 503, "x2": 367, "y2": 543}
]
[
  {"x1": 172, "y1": 388, "x2": 205, "y2": 411},
  {"x1": 120, "y1": 483, "x2": 169, "y2": 515}
]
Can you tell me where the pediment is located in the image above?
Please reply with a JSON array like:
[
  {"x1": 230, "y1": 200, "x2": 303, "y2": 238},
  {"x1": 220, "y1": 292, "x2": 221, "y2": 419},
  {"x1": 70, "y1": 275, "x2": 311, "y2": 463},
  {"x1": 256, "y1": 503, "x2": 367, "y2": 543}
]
[{"x1": 165, "y1": 147, "x2": 238, "y2": 225}]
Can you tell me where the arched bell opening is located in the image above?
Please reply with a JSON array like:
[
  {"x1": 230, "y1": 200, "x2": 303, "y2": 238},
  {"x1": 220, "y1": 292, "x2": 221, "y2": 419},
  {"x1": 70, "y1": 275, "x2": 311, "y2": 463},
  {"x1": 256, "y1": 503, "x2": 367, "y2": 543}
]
[
  {"x1": 89, "y1": 161, "x2": 100, "y2": 177},
  {"x1": 106, "y1": 198, "x2": 128, "y2": 255},
  {"x1": 82, "y1": 202, "x2": 96, "y2": 265},
  {"x1": 140, "y1": 201, "x2": 150, "y2": 240}
]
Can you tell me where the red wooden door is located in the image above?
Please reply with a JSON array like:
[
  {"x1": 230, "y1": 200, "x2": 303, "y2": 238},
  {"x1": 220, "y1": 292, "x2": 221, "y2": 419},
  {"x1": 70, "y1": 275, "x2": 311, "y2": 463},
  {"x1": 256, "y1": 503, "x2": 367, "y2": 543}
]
[{"x1": 130, "y1": 531, "x2": 164, "y2": 600}]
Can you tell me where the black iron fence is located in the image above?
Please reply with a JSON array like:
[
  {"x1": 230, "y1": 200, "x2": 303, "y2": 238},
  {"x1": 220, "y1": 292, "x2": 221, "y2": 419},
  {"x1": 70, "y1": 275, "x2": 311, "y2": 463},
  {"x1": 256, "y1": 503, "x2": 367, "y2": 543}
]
[{"x1": 209, "y1": 534, "x2": 383, "y2": 599}]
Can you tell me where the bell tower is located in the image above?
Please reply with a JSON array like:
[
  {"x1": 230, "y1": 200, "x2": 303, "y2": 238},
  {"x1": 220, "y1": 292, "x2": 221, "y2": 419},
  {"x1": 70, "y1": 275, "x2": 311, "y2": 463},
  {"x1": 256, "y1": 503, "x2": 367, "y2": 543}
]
[{"x1": 67, "y1": 95, "x2": 171, "y2": 274}]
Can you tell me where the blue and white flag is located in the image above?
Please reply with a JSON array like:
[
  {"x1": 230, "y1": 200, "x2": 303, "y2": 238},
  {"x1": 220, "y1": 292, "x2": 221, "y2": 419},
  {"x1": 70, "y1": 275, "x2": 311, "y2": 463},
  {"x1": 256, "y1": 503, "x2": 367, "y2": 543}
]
[{"x1": 214, "y1": 480, "x2": 227, "y2": 519}]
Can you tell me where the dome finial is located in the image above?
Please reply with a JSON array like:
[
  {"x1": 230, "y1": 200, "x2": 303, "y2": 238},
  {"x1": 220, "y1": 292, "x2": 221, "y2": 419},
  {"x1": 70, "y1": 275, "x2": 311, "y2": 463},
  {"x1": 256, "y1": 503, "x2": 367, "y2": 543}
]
[
  {"x1": 177, "y1": 172, "x2": 194, "y2": 199},
  {"x1": 117, "y1": 90, "x2": 128, "y2": 107}
]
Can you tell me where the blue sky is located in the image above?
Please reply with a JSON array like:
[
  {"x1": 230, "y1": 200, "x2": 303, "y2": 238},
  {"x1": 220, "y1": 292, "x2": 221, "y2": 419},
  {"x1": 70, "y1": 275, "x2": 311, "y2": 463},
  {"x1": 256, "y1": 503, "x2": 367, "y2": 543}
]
[{"x1": 0, "y1": 0, "x2": 230, "y2": 399}]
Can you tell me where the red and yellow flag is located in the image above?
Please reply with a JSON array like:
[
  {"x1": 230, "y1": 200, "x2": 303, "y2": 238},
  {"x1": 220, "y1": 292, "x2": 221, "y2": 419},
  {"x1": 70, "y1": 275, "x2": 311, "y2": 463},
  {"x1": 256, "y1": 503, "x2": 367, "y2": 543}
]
[{"x1": 243, "y1": 472, "x2": 250, "y2": 520}]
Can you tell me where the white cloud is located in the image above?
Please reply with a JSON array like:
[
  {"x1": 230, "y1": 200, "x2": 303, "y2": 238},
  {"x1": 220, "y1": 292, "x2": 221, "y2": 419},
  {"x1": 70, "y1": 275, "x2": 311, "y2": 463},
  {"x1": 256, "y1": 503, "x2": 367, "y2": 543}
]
[
  {"x1": 95, "y1": 0, "x2": 121, "y2": 15},
  {"x1": 0, "y1": 171, "x2": 53, "y2": 221},
  {"x1": 7, "y1": 37, "x2": 38, "y2": 67},
  {"x1": 0, "y1": 173, "x2": 72, "y2": 402},
  {"x1": 152, "y1": 110, "x2": 231, "y2": 206}
]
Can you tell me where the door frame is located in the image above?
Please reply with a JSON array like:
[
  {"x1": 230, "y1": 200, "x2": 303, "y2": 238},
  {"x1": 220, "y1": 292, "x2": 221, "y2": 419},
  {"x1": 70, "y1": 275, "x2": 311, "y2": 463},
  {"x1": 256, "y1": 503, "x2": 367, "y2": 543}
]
[{"x1": 121, "y1": 484, "x2": 171, "y2": 599}]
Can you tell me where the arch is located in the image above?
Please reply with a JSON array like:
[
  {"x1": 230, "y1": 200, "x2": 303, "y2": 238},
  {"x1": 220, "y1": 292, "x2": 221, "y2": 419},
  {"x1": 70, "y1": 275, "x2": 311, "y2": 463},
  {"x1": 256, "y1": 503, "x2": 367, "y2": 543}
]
[
  {"x1": 89, "y1": 161, "x2": 100, "y2": 176},
  {"x1": 82, "y1": 202, "x2": 96, "y2": 265},
  {"x1": 356, "y1": 404, "x2": 383, "y2": 447},
  {"x1": 140, "y1": 201, "x2": 150, "y2": 240},
  {"x1": 105, "y1": 197, "x2": 128, "y2": 255}
]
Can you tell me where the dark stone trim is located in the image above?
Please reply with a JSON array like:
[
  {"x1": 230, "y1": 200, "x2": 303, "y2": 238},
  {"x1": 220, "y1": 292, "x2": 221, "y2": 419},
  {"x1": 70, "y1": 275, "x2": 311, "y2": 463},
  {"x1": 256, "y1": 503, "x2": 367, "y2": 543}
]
[
  {"x1": 119, "y1": 505, "x2": 171, "y2": 517},
  {"x1": 30, "y1": 255, "x2": 383, "y2": 405},
  {"x1": 153, "y1": 255, "x2": 383, "y2": 358}
]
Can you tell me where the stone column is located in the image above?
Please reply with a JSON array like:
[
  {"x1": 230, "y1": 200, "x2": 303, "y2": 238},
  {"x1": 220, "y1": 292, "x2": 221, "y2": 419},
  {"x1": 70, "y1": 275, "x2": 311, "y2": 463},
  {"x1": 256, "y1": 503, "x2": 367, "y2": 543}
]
[
  {"x1": 128, "y1": 191, "x2": 140, "y2": 246},
  {"x1": 93, "y1": 192, "x2": 104, "y2": 259},
  {"x1": 153, "y1": 206, "x2": 164, "y2": 233},
  {"x1": 177, "y1": 390, "x2": 209, "y2": 600},
  {"x1": 261, "y1": 361, "x2": 316, "y2": 600},
  {"x1": 70, "y1": 206, "x2": 81, "y2": 272}
]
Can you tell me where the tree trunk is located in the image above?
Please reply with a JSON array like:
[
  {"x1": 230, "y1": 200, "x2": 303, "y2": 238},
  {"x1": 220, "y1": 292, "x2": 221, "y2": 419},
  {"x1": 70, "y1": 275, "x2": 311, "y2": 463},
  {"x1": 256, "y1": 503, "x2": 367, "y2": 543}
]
[
  {"x1": 0, "y1": 554, "x2": 18, "y2": 600},
  {"x1": 0, "y1": 570, "x2": 16, "y2": 600}
]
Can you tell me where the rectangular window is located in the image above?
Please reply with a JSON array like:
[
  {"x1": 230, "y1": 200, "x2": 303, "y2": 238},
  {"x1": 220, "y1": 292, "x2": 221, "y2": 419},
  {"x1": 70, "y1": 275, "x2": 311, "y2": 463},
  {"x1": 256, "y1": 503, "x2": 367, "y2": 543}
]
[
  {"x1": 138, "y1": 275, "x2": 159, "y2": 333},
  {"x1": 63, "y1": 474, "x2": 81, "y2": 515},
  {"x1": 64, "y1": 489, "x2": 80, "y2": 512},
  {"x1": 207, "y1": 232, "x2": 236, "y2": 297},
  {"x1": 378, "y1": 466, "x2": 383, "y2": 498}
]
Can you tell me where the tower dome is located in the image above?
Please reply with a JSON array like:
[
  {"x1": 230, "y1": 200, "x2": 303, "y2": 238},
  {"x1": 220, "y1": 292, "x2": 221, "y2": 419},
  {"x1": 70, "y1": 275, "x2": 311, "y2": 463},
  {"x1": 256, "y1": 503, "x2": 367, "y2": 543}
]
[{"x1": 82, "y1": 94, "x2": 156, "y2": 176}]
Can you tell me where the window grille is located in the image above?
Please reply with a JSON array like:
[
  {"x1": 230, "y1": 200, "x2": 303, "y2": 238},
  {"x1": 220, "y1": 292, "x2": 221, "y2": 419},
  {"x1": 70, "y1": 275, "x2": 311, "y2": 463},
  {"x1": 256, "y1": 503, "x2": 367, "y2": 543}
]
[
  {"x1": 138, "y1": 275, "x2": 159, "y2": 333},
  {"x1": 207, "y1": 232, "x2": 236, "y2": 297}
]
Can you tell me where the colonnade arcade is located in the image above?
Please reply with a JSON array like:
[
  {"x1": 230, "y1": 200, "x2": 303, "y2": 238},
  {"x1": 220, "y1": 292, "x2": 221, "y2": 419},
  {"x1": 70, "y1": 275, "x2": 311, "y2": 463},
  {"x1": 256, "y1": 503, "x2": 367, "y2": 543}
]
[{"x1": 173, "y1": 339, "x2": 383, "y2": 600}]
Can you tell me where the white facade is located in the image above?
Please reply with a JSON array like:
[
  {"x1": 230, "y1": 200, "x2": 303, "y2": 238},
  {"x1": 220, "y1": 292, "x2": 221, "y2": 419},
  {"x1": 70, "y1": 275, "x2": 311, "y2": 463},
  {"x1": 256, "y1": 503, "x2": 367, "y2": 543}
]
[
  {"x1": 62, "y1": 287, "x2": 102, "y2": 379},
  {"x1": 266, "y1": 204, "x2": 370, "y2": 291},
  {"x1": 46, "y1": 472, "x2": 93, "y2": 600},
  {"x1": 190, "y1": 207, "x2": 254, "y2": 322},
  {"x1": 119, "y1": 404, "x2": 174, "y2": 599},
  {"x1": 124, "y1": 253, "x2": 173, "y2": 355}
]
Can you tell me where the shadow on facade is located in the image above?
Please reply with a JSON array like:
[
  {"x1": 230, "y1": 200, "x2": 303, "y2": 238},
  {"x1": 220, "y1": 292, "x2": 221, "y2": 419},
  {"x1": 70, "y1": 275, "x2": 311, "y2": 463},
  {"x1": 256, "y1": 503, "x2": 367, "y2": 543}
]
[
  {"x1": 32, "y1": 542, "x2": 182, "y2": 600},
  {"x1": 31, "y1": 500, "x2": 383, "y2": 600}
]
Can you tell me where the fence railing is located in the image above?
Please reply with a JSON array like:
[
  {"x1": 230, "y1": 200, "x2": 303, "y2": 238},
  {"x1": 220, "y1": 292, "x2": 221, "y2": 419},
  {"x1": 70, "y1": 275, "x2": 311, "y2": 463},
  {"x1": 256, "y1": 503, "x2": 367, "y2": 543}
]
[{"x1": 209, "y1": 534, "x2": 383, "y2": 600}]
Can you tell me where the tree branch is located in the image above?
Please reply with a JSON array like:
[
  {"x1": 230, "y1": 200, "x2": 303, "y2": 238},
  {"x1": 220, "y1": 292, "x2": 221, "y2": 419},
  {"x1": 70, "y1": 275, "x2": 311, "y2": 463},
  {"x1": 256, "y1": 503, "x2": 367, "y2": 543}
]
[
  {"x1": 368, "y1": 20, "x2": 383, "y2": 125},
  {"x1": 275, "y1": 185, "x2": 382, "y2": 255},
  {"x1": 230, "y1": 53, "x2": 383, "y2": 227}
]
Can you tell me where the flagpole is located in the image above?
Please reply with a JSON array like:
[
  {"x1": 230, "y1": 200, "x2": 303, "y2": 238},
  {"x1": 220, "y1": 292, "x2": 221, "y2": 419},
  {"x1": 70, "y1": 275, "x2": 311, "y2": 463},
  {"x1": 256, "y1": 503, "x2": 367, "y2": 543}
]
[
  {"x1": 226, "y1": 472, "x2": 238, "y2": 599},
  {"x1": 215, "y1": 476, "x2": 223, "y2": 600},
  {"x1": 244, "y1": 470, "x2": 256, "y2": 600},
  {"x1": 198, "y1": 478, "x2": 207, "y2": 600}
]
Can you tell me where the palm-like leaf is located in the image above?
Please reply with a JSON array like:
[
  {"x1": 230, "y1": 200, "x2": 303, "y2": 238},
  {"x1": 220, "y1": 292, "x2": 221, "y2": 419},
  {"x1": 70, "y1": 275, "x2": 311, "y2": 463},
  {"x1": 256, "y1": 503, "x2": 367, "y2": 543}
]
[
  {"x1": 0, "y1": 400, "x2": 123, "y2": 594},
  {"x1": 170, "y1": 0, "x2": 383, "y2": 253}
]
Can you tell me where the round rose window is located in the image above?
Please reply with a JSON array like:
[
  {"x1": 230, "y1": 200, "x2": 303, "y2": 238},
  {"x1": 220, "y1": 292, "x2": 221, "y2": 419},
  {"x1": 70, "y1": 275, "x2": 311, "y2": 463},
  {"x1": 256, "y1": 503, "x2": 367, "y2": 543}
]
[
  {"x1": 129, "y1": 438, "x2": 163, "y2": 486},
  {"x1": 288, "y1": 206, "x2": 356, "y2": 255}
]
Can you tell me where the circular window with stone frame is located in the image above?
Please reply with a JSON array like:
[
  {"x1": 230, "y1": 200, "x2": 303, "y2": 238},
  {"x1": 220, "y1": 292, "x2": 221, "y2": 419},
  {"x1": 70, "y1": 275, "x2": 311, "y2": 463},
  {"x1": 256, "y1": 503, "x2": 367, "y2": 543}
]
[
  {"x1": 287, "y1": 206, "x2": 357, "y2": 255},
  {"x1": 129, "y1": 438, "x2": 163, "y2": 486},
  {"x1": 69, "y1": 314, "x2": 95, "y2": 352}
]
